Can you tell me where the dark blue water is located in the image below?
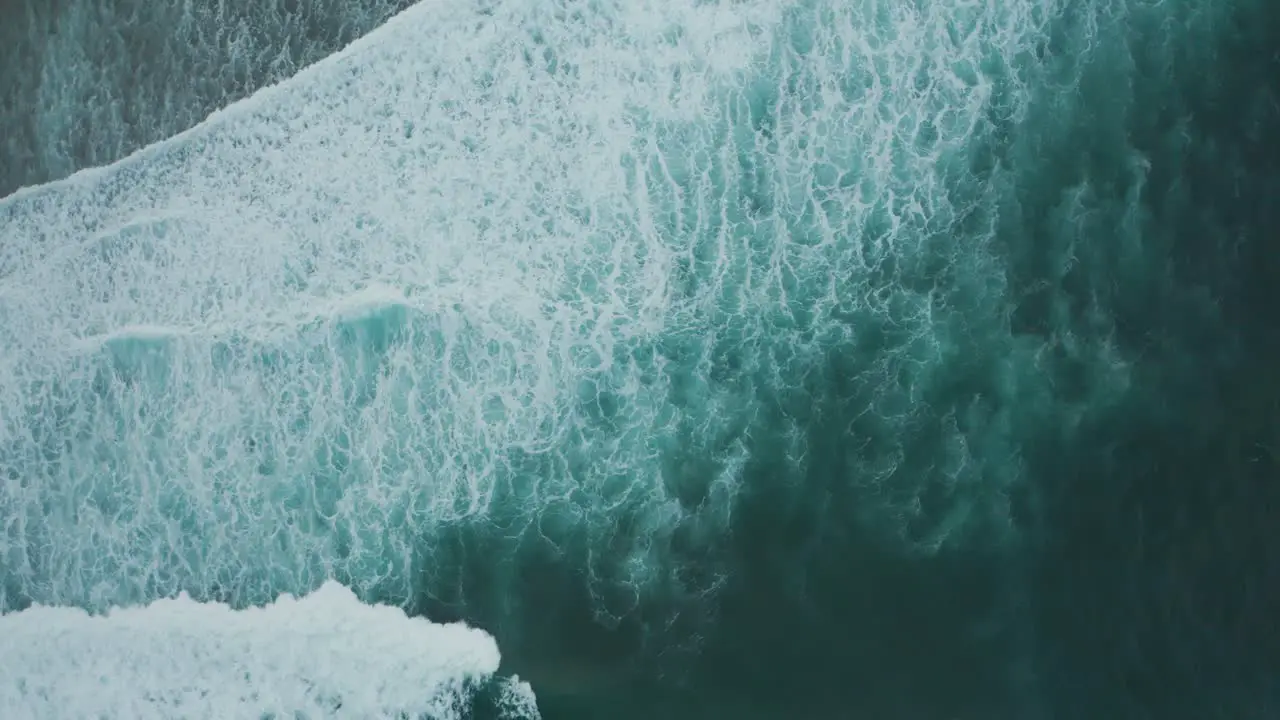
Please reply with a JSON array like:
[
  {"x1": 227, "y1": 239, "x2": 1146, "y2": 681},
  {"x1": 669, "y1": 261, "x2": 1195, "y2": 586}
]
[{"x1": 1, "y1": 1, "x2": 1277, "y2": 718}]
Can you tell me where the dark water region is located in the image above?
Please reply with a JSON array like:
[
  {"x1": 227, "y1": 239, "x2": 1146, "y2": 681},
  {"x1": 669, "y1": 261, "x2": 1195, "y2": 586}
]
[
  {"x1": 489, "y1": 3, "x2": 1280, "y2": 716},
  {"x1": 1023, "y1": 3, "x2": 1280, "y2": 717},
  {"x1": 2, "y1": 1, "x2": 1279, "y2": 719},
  {"x1": 463, "y1": 2, "x2": 1280, "y2": 716}
]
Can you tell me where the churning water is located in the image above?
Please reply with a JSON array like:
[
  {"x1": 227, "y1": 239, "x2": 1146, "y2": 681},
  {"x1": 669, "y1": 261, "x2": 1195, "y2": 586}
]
[{"x1": 1, "y1": 0, "x2": 1278, "y2": 718}]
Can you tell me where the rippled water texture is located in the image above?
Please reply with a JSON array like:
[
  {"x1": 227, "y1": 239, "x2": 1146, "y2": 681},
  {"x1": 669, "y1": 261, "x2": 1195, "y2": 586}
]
[{"x1": 2, "y1": 0, "x2": 1278, "y2": 718}]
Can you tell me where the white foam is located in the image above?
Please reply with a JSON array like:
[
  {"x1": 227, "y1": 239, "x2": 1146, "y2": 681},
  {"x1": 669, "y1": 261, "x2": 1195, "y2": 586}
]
[
  {"x1": 0, "y1": 0, "x2": 1058, "y2": 622},
  {"x1": 0, "y1": 0, "x2": 791, "y2": 615},
  {"x1": 0, "y1": 0, "x2": 782, "y2": 349},
  {"x1": 0, "y1": 581, "x2": 519, "y2": 720}
]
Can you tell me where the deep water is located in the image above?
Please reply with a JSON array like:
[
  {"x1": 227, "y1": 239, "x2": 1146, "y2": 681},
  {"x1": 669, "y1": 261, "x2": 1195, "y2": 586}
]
[{"x1": 1, "y1": 1, "x2": 1278, "y2": 719}]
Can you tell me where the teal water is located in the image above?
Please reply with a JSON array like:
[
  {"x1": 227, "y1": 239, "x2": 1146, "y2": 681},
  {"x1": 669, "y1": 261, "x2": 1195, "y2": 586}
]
[
  {"x1": 1, "y1": 0, "x2": 1278, "y2": 718},
  {"x1": 0, "y1": 0, "x2": 417, "y2": 197}
]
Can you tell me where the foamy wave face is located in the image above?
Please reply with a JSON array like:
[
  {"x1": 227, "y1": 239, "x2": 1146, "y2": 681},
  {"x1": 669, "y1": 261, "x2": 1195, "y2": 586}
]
[
  {"x1": 1, "y1": 0, "x2": 1069, "y2": 625},
  {"x1": 0, "y1": 0, "x2": 418, "y2": 196},
  {"x1": 0, "y1": 581, "x2": 538, "y2": 719}
]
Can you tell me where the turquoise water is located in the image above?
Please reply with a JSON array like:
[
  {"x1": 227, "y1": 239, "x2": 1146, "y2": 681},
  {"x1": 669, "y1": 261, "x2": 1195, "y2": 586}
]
[{"x1": 2, "y1": 0, "x2": 1278, "y2": 718}]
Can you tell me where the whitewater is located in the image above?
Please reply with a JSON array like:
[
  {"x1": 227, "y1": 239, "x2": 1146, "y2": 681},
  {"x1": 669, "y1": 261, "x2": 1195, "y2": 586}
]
[
  {"x1": 0, "y1": 581, "x2": 537, "y2": 719},
  {"x1": 1, "y1": 0, "x2": 1033, "y2": 630},
  {"x1": 3, "y1": 0, "x2": 1278, "y2": 717}
]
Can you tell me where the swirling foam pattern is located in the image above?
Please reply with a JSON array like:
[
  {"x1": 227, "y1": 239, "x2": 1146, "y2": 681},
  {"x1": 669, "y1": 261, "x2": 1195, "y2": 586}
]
[
  {"x1": 0, "y1": 0, "x2": 1044, "y2": 612},
  {"x1": 2, "y1": 0, "x2": 1278, "y2": 717}
]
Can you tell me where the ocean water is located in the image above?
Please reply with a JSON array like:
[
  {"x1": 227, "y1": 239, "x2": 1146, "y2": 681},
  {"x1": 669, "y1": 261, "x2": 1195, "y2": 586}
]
[
  {"x1": 0, "y1": 0, "x2": 418, "y2": 197},
  {"x1": 0, "y1": 0, "x2": 1277, "y2": 718}
]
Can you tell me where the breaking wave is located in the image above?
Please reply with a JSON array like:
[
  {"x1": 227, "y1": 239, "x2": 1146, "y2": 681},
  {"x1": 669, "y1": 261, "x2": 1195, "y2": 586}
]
[{"x1": 2, "y1": 0, "x2": 1277, "y2": 717}]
